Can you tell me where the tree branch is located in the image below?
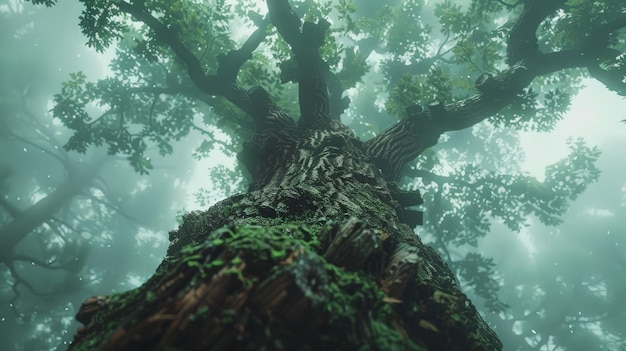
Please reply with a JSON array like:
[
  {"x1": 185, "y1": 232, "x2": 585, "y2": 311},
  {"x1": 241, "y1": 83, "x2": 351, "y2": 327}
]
[
  {"x1": 365, "y1": 5, "x2": 626, "y2": 180},
  {"x1": 498, "y1": 0, "x2": 523, "y2": 9},
  {"x1": 0, "y1": 161, "x2": 103, "y2": 257},
  {"x1": 117, "y1": 1, "x2": 275, "y2": 119},
  {"x1": 506, "y1": 0, "x2": 567, "y2": 64},
  {"x1": 266, "y1": 0, "x2": 302, "y2": 48},
  {"x1": 267, "y1": 0, "x2": 336, "y2": 129},
  {"x1": 5, "y1": 262, "x2": 54, "y2": 297},
  {"x1": 117, "y1": 1, "x2": 219, "y2": 94},
  {"x1": 2, "y1": 103, "x2": 69, "y2": 168},
  {"x1": 585, "y1": 14, "x2": 626, "y2": 48},
  {"x1": 364, "y1": 105, "x2": 442, "y2": 180}
]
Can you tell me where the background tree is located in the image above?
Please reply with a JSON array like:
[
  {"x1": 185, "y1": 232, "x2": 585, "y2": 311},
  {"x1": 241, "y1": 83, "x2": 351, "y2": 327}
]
[
  {"x1": 473, "y1": 133, "x2": 626, "y2": 350},
  {"x1": 0, "y1": 2, "x2": 202, "y2": 349},
  {"x1": 6, "y1": 0, "x2": 626, "y2": 349}
]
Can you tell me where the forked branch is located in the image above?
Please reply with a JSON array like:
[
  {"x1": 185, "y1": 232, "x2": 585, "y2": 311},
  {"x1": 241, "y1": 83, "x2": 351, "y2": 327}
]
[
  {"x1": 267, "y1": 0, "x2": 338, "y2": 129},
  {"x1": 117, "y1": 1, "x2": 277, "y2": 120},
  {"x1": 365, "y1": 0, "x2": 626, "y2": 180}
]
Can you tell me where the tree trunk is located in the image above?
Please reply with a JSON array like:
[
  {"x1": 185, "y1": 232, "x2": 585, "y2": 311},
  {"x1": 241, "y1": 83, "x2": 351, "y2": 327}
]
[{"x1": 69, "y1": 127, "x2": 501, "y2": 351}]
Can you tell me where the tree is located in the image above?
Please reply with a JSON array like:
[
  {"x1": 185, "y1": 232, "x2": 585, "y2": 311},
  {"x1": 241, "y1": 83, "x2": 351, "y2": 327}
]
[
  {"x1": 0, "y1": 3, "x2": 198, "y2": 350},
  {"x1": 23, "y1": 0, "x2": 626, "y2": 350}
]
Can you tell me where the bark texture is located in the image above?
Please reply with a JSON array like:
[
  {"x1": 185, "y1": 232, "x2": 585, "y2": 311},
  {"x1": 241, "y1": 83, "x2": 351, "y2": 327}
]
[{"x1": 69, "y1": 126, "x2": 501, "y2": 351}]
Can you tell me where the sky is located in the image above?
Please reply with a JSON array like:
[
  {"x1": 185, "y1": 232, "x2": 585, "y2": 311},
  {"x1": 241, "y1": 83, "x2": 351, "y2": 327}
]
[{"x1": 519, "y1": 79, "x2": 626, "y2": 181}]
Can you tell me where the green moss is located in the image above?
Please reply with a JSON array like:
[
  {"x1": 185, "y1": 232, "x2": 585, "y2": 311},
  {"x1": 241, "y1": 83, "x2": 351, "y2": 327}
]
[{"x1": 73, "y1": 221, "x2": 491, "y2": 350}]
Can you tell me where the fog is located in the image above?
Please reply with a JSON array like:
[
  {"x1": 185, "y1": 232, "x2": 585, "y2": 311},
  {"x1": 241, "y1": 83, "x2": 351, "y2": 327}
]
[{"x1": 1, "y1": 1, "x2": 625, "y2": 350}]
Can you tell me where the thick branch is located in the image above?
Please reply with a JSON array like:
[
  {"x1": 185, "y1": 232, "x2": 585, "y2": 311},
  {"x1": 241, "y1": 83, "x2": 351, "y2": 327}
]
[
  {"x1": 498, "y1": 0, "x2": 523, "y2": 9},
  {"x1": 363, "y1": 58, "x2": 557, "y2": 179},
  {"x1": 266, "y1": 0, "x2": 302, "y2": 47},
  {"x1": 365, "y1": 106, "x2": 442, "y2": 180},
  {"x1": 267, "y1": 0, "x2": 335, "y2": 129},
  {"x1": 217, "y1": 18, "x2": 270, "y2": 83},
  {"x1": 585, "y1": 14, "x2": 626, "y2": 49},
  {"x1": 117, "y1": 1, "x2": 275, "y2": 119},
  {"x1": 506, "y1": 0, "x2": 567, "y2": 64},
  {"x1": 117, "y1": 1, "x2": 220, "y2": 94},
  {"x1": 366, "y1": 7, "x2": 626, "y2": 180}
]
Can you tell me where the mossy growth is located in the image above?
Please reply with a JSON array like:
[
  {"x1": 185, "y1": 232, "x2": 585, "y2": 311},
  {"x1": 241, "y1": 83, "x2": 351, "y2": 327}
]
[
  {"x1": 173, "y1": 223, "x2": 424, "y2": 350},
  {"x1": 71, "y1": 222, "x2": 425, "y2": 351}
]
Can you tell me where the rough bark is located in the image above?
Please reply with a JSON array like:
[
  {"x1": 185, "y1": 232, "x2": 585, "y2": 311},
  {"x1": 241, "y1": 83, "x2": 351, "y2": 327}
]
[{"x1": 69, "y1": 125, "x2": 501, "y2": 350}]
